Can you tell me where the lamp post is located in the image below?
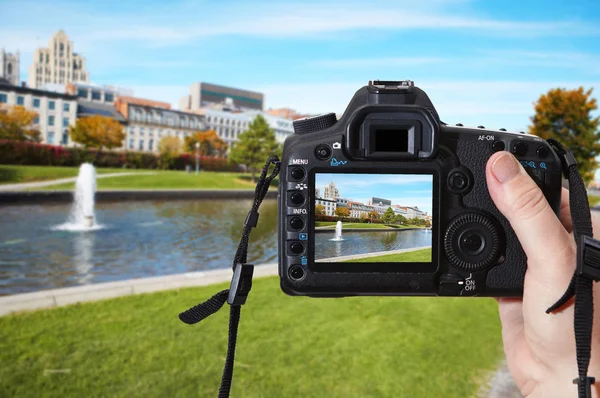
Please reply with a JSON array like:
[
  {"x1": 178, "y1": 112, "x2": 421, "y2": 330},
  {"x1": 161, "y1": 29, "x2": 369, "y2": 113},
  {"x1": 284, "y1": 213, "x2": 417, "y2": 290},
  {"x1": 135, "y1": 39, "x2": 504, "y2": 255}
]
[{"x1": 195, "y1": 142, "x2": 200, "y2": 174}]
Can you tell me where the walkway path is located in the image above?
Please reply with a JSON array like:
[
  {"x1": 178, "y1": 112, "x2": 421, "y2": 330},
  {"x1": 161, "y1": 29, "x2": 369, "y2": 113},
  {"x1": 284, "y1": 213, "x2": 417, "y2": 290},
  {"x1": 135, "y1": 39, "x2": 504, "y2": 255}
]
[{"x1": 0, "y1": 172, "x2": 155, "y2": 192}]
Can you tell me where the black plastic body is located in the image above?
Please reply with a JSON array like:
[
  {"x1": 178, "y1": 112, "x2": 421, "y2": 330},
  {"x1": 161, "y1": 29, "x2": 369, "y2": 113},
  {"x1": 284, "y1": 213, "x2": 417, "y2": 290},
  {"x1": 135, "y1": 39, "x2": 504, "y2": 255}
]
[{"x1": 278, "y1": 82, "x2": 562, "y2": 297}]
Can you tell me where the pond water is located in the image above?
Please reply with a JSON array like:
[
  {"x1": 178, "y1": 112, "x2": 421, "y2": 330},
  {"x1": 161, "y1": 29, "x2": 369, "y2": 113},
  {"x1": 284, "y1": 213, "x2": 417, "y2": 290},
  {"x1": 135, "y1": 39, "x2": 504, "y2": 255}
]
[
  {"x1": 0, "y1": 200, "x2": 278, "y2": 295},
  {"x1": 315, "y1": 229, "x2": 432, "y2": 260}
]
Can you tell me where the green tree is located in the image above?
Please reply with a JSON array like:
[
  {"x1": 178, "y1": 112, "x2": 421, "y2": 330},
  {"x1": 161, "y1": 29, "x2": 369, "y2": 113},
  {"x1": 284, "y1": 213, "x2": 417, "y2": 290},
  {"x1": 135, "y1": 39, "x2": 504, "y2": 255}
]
[
  {"x1": 69, "y1": 115, "x2": 125, "y2": 151},
  {"x1": 228, "y1": 115, "x2": 280, "y2": 182},
  {"x1": 315, "y1": 204, "x2": 325, "y2": 215},
  {"x1": 394, "y1": 214, "x2": 407, "y2": 225},
  {"x1": 158, "y1": 136, "x2": 182, "y2": 169},
  {"x1": 529, "y1": 87, "x2": 600, "y2": 184},
  {"x1": 0, "y1": 105, "x2": 40, "y2": 142},
  {"x1": 335, "y1": 207, "x2": 350, "y2": 217},
  {"x1": 382, "y1": 207, "x2": 396, "y2": 224}
]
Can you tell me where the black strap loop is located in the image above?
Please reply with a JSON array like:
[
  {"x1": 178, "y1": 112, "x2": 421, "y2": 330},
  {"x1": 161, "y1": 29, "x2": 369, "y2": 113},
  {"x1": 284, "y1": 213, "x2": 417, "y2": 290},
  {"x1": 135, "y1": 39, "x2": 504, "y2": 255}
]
[
  {"x1": 546, "y1": 139, "x2": 597, "y2": 398},
  {"x1": 178, "y1": 156, "x2": 281, "y2": 398}
]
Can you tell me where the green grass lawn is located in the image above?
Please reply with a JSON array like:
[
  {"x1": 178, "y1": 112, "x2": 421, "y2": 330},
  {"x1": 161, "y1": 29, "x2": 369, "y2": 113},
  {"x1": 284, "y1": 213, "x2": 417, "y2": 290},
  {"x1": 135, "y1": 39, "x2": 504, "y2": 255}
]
[
  {"x1": 589, "y1": 194, "x2": 600, "y2": 207},
  {"x1": 0, "y1": 276, "x2": 503, "y2": 398},
  {"x1": 34, "y1": 171, "x2": 270, "y2": 190},
  {"x1": 0, "y1": 165, "x2": 147, "y2": 185},
  {"x1": 346, "y1": 248, "x2": 432, "y2": 263}
]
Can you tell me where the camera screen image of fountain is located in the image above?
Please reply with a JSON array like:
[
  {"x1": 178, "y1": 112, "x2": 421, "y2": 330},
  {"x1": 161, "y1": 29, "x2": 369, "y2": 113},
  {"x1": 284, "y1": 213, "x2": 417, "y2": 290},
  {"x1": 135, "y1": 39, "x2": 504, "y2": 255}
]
[{"x1": 331, "y1": 220, "x2": 344, "y2": 241}]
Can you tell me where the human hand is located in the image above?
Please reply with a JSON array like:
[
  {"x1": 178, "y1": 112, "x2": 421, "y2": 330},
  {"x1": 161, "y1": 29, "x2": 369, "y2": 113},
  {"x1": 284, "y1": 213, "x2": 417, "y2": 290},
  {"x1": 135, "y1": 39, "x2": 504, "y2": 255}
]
[{"x1": 486, "y1": 151, "x2": 600, "y2": 398}]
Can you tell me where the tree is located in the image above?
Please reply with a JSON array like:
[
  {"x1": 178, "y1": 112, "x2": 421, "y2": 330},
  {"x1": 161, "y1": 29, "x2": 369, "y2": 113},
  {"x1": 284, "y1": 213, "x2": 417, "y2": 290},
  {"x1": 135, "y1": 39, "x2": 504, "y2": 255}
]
[
  {"x1": 315, "y1": 204, "x2": 325, "y2": 215},
  {"x1": 184, "y1": 130, "x2": 228, "y2": 156},
  {"x1": 69, "y1": 115, "x2": 125, "y2": 151},
  {"x1": 368, "y1": 211, "x2": 380, "y2": 220},
  {"x1": 382, "y1": 207, "x2": 396, "y2": 224},
  {"x1": 529, "y1": 87, "x2": 600, "y2": 184},
  {"x1": 335, "y1": 207, "x2": 350, "y2": 217},
  {"x1": 228, "y1": 115, "x2": 280, "y2": 181},
  {"x1": 0, "y1": 105, "x2": 40, "y2": 142},
  {"x1": 394, "y1": 214, "x2": 407, "y2": 224},
  {"x1": 158, "y1": 136, "x2": 183, "y2": 169}
]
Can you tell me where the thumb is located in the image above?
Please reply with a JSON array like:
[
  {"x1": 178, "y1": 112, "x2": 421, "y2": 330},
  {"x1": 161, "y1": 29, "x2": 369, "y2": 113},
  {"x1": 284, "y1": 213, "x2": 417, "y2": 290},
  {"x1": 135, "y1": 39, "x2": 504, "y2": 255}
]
[{"x1": 485, "y1": 152, "x2": 575, "y2": 288}]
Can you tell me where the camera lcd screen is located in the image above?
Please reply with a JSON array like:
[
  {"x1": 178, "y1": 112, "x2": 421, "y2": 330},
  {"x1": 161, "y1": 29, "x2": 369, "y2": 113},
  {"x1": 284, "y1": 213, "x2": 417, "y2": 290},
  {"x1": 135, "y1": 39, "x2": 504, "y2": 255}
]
[{"x1": 314, "y1": 173, "x2": 433, "y2": 263}]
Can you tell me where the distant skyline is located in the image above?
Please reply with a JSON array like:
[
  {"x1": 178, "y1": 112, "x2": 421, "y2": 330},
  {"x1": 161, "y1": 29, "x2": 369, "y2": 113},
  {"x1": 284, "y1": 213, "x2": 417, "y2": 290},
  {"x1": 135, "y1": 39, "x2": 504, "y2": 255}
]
[
  {"x1": 1, "y1": 0, "x2": 599, "y2": 133},
  {"x1": 316, "y1": 173, "x2": 433, "y2": 215}
]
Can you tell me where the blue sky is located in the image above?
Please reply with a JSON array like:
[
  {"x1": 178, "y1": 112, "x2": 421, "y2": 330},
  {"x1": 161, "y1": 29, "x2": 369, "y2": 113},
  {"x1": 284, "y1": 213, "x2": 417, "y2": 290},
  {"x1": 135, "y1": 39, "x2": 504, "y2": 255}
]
[
  {"x1": 1, "y1": 0, "x2": 599, "y2": 132},
  {"x1": 316, "y1": 173, "x2": 433, "y2": 214}
]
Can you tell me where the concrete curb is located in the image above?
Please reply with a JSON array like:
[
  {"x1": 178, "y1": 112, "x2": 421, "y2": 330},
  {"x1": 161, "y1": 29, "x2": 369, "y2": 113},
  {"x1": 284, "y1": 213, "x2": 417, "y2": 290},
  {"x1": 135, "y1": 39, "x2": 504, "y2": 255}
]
[
  {"x1": 0, "y1": 263, "x2": 278, "y2": 316},
  {"x1": 0, "y1": 189, "x2": 277, "y2": 204}
]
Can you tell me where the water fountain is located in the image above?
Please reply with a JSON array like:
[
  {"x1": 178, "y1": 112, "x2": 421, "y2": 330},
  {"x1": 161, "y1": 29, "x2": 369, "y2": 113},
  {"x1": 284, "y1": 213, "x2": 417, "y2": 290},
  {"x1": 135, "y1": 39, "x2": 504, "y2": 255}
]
[
  {"x1": 54, "y1": 163, "x2": 102, "y2": 231},
  {"x1": 330, "y1": 220, "x2": 344, "y2": 241}
]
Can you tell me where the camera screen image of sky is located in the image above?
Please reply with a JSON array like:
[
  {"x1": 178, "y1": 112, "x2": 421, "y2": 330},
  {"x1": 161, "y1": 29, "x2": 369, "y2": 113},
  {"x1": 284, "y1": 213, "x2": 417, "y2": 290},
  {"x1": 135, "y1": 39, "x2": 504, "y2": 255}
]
[{"x1": 314, "y1": 173, "x2": 433, "y2": 263}]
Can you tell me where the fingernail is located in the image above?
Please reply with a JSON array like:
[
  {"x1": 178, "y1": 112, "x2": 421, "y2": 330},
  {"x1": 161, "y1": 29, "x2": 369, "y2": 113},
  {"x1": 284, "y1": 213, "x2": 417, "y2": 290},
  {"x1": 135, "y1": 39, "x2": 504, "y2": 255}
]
[{"x1": 492, "y1": 153, "x2": 520, "y2": 183}]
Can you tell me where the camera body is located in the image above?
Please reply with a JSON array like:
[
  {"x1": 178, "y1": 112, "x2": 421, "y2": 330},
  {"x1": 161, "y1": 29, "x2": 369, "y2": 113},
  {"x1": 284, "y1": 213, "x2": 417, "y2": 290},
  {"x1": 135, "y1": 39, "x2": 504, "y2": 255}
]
[{"x1": 278, "y1": 80, "x2": 562, "y2": 297}]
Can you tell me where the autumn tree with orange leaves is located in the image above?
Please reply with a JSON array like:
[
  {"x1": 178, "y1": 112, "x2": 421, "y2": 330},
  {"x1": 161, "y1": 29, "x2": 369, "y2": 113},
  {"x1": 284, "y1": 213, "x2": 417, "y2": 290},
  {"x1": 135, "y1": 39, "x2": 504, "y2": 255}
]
[
  {"x1": 184, "y1": 130, "x2": 228, "y2": 156},
  {"x1": 69, "y1": 115, "x2": 125, "y2": 151},
  {"x1": 529, "y1": 87, "x2": 600, "y2": 184},
  {"x1": 0, "y1": 105, "x2": 40, "y2": 142}
]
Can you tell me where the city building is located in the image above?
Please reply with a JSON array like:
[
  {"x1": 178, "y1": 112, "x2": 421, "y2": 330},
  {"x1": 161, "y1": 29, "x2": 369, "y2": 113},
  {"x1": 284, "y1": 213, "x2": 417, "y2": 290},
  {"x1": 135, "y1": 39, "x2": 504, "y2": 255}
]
[
  {"x1": 180, "y1": 82, "x2": 264, "y2": 112},
  {"x1": 393, "y1": 205, "x2": 408, "y2": 217},
  {"x1": 323, "y1": 182, "x2": 340, "y2": 200},
  {"x1": 349, "y1": 202, "x2": 374, "y2": 219},
  {"x1": 28, "y1": 30, "x2": 88, "y2": 88},
  {"x1": 406, "y1": 206, "x2": 428, "y2": 220},
  {"x1": 200, "y1": 108, "x2": 294, "y2": 147},
  {"x1": 0, "y1": 49, "x2": 19, "y2": 86},
  {"x1": 370, "y1": 197, "x2": 393, "y2": 215},
  {"x1": 114, "y1": 96, "x2": 171, "y2": 118},
  {"x1": 116, "y1": 97, "x2": 205, "y2": 152},
  {"x1": 0, "y1": 81, "x2": 78, "y2": 145},
  {"x1": 316, "y1": 198, "x2": 337, "y2": 217},
  {"x1": 77, "y1": 100, "x2": 127, "y2": 124},
  {"x1": 265, "y1": 107, "x2": 309, "y2": 120},
  {"x1": 67, "y1": 82, "x2": 133, "y2": 104}
]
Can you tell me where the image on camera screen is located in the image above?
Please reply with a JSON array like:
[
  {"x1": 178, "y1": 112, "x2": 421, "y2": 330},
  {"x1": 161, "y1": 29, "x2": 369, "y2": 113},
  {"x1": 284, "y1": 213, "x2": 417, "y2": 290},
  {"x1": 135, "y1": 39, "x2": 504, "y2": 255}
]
[{"x1": 314, "y1": 173, "x2": 433, "y2": 263}]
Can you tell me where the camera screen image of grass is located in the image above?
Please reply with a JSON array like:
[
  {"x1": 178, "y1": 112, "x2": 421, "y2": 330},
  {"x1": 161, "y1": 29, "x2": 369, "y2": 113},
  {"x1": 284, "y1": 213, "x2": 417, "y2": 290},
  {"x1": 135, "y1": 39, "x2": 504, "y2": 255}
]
[{"x1": 314, "y1": 173, "x2": 433, "y2": 263}]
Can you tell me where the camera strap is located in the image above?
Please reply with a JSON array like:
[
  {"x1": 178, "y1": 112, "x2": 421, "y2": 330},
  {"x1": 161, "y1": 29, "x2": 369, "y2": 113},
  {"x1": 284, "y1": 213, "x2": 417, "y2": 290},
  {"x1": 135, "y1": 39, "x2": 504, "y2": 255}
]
[
  {"x1": 546, "y1": 139, "x2": 600, "y2": 398},
  {"x1": 178, "y1": 155, "x2": 281, "y2": 398}
]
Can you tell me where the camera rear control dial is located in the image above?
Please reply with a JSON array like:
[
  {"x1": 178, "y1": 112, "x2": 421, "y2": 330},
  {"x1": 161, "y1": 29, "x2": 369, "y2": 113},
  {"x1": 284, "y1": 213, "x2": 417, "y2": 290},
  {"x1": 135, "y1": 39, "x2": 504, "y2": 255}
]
[
  {"x1": 293, "y1": 113, "x2": 337, "y2": 135},
  {"x1": 444, "y1": 212, "x2": 503, "y2": 272}
]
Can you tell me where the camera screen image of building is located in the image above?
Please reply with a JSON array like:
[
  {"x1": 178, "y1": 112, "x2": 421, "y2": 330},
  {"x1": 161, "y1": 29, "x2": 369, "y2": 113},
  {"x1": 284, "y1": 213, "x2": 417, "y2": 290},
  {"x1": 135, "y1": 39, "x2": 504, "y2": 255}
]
[{"x1": 314, "y1": 174, "x2": 433, "y2": 263}]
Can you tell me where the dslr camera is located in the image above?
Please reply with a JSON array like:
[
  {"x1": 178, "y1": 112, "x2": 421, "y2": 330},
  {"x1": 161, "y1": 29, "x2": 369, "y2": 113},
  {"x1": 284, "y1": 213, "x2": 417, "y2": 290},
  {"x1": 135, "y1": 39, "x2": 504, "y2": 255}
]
[{"x1": 278, "y1": 80, "x2": 562, "y2": 297}]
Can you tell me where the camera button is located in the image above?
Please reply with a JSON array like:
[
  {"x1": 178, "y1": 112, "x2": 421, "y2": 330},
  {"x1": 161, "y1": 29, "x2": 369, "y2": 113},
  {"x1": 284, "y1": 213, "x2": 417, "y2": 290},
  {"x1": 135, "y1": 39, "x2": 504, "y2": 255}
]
[
  {"x1": 537, "y1": 146, "x2": 549, "y2": 159},
  {"x1": 289, "y1": 217, "x2": 304, "y2": 230},
  {"x1": 447, "y1": 169, "x2": 472, "y2": 194},
  {"x1": 315, "y1": 144, "x2": 332, "y2": 160},
  {"x1": 290, "y1": 242, "x2": 305, "y2": 255},
  {"x1": 491, "y1": 140, "x2": 505, "y2": 152},
  {"x1": 290, "y1": 167, "x2": 305, "y2": 180},
  {"x1": 512, "y1": 141, "x2": 529, "y2": 157},
  {"x1": 289, "y1": 265, "x2": 305, "y2": 281},
  {"x1": 290, "y1": 192, "x2": 305, "y2": 205}
]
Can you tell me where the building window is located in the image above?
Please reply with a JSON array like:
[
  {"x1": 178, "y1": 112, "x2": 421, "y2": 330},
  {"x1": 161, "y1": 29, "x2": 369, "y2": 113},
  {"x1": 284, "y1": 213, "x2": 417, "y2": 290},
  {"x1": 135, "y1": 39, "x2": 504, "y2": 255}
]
[
  {"x1": 0, "y1": 94, "x2": 7, "y2": 103},
  {"x1": 139, "y1": 127, "x2": 144, "y2": 136},
  {"x1": 129, "y1": 139, "x2": 134, "y2": 149},
  {"x1": 48, "y1": 116, "x2": 55, "y2": 126},
  {"x1": 33, "y1": 98, "x2": 40, "y2": 108},
  {"x1": 34, "y1": 117, "x2": 39, "y2": 124},
  {"x1": 148, "y1": 129, "x2": 153, "y2": 137},
  {"x1": 64, "y1": 103, "x2": 70, "y2": 112},
  {"x1": 148, "y1": 139, "x2": 154, "y2": 151},
  {"x1": 77, "y1": 89, "x2": 87, "y2": 98},
  {"x1": 61, "y1": 131, "x2": 69, "y2": 145},
  {"x1": 63, "y1": 117, "x2": 69, "y2": 128},
  {"x1": 139, "y1": 140, "x2": 144, "y2": 150},
  {"x1": 157, "y1": 129, "x2": 162, "y2": 137},
  {"x1": 16, "y1": 96, "x2": 24, "y2": 106},
  {"x1": 47, "y1": 131, "x2": 55, "y2": 144},
  {"x1": 49, "y1": 100, "x2": 55, "y2": 110},
  {"x1": 105, "y1": 93, "x2": 114, "y2": 102},
  {"x1": 91, "y1": 91, "x2": 101, "y2": 100}
]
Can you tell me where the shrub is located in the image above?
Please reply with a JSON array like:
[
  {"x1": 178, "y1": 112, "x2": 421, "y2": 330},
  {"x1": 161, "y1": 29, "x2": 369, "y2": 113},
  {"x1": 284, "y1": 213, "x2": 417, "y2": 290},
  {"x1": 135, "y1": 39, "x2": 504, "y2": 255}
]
[{"x1": 0, "y1": 140, "x2": 240, "y2": 171}]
